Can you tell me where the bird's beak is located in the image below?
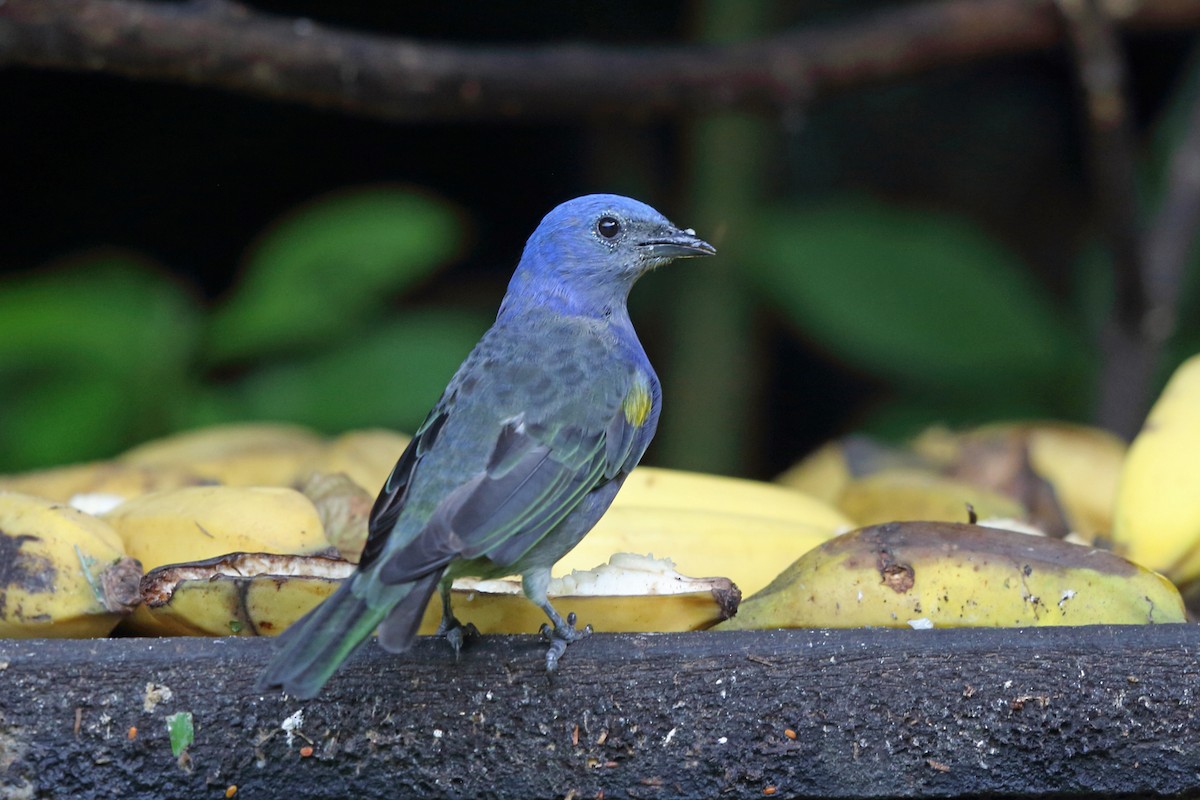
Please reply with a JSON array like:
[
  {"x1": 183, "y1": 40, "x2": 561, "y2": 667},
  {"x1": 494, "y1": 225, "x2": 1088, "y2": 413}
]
[{"x1": 638, "y1": 227, "x2": 717, "y2": 259}]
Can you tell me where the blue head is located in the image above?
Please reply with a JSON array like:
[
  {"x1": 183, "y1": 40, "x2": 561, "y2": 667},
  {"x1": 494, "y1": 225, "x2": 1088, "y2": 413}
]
[{"x1": 500, "y1": 194, "x2": 715, "y2": 320}]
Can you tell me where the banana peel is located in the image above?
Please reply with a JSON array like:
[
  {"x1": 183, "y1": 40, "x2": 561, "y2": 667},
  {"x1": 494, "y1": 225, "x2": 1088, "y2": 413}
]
[
  {"x1": 719, "y1": 520, "x2": 1185, "y2": 631},
  {"x1": 104, "y1": 485, "x2": 330, "y2": 571},
  {"x1": 0, "y1": 492, "x2": 142, "y2": 637},
  {"x1": 300, "y1": 428, "x2": 412, "y2": 494},
  {"x1": 432, "y1": 553, "x2": 740, "y2": 634},
  {"x1": 299, "y1": 473, "x2": 374, "y2": 561},
  {"x1": 554, "y1": 467, "x2": 850, "y2": 596},
  {"x1": 132, "y1": 552, "x2": 739, "y2": 637},
  {"x1": 132, "y1": 552, "x2": 355, "y2": 636}
]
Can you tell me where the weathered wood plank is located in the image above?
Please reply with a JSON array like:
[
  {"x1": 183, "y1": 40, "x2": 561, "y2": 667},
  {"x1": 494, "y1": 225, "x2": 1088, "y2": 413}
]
[{"x1": 1, "y1": 626, "x2": 1198, "y2": 799}]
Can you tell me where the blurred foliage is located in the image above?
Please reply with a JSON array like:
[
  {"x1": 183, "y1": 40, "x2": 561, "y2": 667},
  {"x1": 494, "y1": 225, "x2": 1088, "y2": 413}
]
[
  {"x1": 4, "y1": 24, "x2": 1200, "y2": 478},
  {"x1": 0, "y1": 187, "x2": 486, "y2": 472},
  {"x1": 743, "y1": 198, "x2": 1093, "y2": 438},
  {"x1": 741, "y1": 43, "x2": 1200, "y2": 445}
]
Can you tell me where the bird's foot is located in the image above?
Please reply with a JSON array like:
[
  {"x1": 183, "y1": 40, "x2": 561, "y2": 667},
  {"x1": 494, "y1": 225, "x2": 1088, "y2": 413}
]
[
  {"x1": 539, "y1": 612, "x2": 592, "y2": 672},
  {"x1": 436, "y1": 616, "x2": 479, "y2": 660}
]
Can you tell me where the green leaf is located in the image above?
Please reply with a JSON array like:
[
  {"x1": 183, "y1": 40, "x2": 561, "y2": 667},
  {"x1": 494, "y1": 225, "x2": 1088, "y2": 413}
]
[
  {"x1": 166, "y1": 711, "x2": 194, "y2": 758},
  {"x1": 0, "y1": 254, "x2": 198, "y2": 376},
  {"x1": 207, "y1": 187, "x2": 463, "y2": 363},
  {"x1": 189, "y1": 310, "x2": 487, "y2": 433},
  {"x1": 1070, "y1": 240, "x2": 1116, "y2": 346},
  {"x1": 745, "y1": 198, "x2": 1088, "y2": 390},
  {"x1": 0, "y1": 255, "x2": 201, "y2": 470},
  {"x1": 0, "y1": 372, "x2": 132, "y2": 469}
]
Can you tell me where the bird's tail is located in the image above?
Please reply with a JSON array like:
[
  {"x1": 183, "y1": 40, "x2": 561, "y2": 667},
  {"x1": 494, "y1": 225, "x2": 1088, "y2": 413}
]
[{"x1": 258, "y1": 573, "x2": 441, "y2": 695}]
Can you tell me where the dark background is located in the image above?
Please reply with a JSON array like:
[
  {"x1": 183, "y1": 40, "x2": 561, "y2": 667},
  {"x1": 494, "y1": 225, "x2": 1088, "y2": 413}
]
[{"x1": 1, "y1": 1, "x2": 1196, "y2": 477}]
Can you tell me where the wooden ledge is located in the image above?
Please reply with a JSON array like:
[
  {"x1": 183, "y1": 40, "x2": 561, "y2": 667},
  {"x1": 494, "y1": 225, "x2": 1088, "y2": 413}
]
[{"x1": 2, "y1": 626, "x2": 1198, "y2": 798}]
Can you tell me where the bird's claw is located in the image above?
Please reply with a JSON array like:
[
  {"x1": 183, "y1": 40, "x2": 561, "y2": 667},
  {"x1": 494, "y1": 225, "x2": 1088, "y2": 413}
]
[
  {"x1": 437, "y1": 618, "x2": 479, "y2": 660},
  {"x1": 540, "y1": 612, "x2": 592, "y2": 671}
]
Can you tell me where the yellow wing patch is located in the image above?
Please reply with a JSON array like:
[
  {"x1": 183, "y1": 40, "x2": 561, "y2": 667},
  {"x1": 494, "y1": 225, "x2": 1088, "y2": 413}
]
[{"x1": 622, "y1": 375, "x2": 653, "y2": 428}]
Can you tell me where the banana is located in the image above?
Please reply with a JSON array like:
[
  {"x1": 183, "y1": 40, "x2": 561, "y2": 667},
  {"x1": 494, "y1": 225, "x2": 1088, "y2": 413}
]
[
  {"x1": 298, "y1": 472, "x2": 373, "y2": 561},
  {"x1": 774, "y1": 441, "x2": 850, "y2": 504},
  {"x1": 913, "y1": 422, "x2": 1126, "y2": 540},
  {"x1": 428, "y1": 553, "x2": 739, "y2": 634},
  {"x1": 1113, "y1": 354, "x2": 1200, "y2": 580},
  {"x1": 776, "y1": 435, "x2": 922, "y2": 504},
  {"x1": 132, "y1": 552, "x2": 738, "y2": 637},
  {"x1": 835, "y1": 468, "x2": 1024, "y2": 527},
  {"x1": 103, "y1": 486, "x2": 329, "y2": 571},
  {"x1": 300, "y1": 428, "x2": 412, "y2": 494},
  {"x1": 118, "y1": 422, "x2": 324, "y2": 487},
  {"x1": 0, "y1": 492, "x2": 142, "y2": 637},
  {"x1": 782, "y1": 423, "x2": 1126, "y2": 540},
  {"x1": 0, "y1": 460, "x2": 209, "y2": 504},
  {"x1": 719, "y1": 520, "x2": 1185, "y2": 631},
  {"x1": 554, "y1": 467, "x2": 851, "y2": 596},
  {"x1": 131, "y1": 552, "x2": 354, "y2": 637}
]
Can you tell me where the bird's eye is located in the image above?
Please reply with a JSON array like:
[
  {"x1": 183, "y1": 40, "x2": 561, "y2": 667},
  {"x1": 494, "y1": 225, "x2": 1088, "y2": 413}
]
[{"x1": 596, "y1": 216, "x2": 621, "y2": 239}]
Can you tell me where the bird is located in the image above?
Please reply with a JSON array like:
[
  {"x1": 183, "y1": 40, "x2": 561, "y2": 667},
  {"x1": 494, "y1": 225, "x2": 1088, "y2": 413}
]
[{"x1": 257, "y1": 194, "x2": 715, "y2": 698}]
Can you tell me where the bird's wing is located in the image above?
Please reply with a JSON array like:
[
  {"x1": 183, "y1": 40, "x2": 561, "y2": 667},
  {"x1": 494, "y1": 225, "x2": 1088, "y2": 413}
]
[
  {"x1": 356, "y1": 407, "x2": 449, "y2": 571},
  {"x1": 373, "y1": 371, "x2": 654, "y2": 585}
]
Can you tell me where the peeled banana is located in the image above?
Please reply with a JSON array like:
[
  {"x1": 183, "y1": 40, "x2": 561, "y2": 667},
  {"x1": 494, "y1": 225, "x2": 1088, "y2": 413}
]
[
  {"x1": 132, "y1": 552, "x2": 354, "y2": 637},
  {"x1": 1113, "y1": 354, "x2": 1200, "y2": 581},
  {"x1": 103, "y1": 485, "x2": 329, "y2": 571},
  {"x1": 555, "y1": 467, "x2": 851, "y2": 596},
  {"x1": 720, "y1": 520, "x2": 1185, "y2": 631},
  {"x1": 0, "y1": 492, "x2": 142, "y2": 637},
  {"x1": 132, "y1": 551, "x2": 738, "y2": 637}
]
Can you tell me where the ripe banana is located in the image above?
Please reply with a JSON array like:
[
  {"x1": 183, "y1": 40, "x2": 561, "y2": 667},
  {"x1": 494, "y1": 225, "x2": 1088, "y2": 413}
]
[
  {"x1": 0, "y1": 461, "x2": 208, "y2": 504},
  {"x1": 300, "y1": 428, "x2": 412, "y2": 494},
  {"x1": 555, "y1": 467, "x2": 851, "y2": 596},
  {"x1": 774, "y1": 441, "x2": 851, "y2": 504},
  {"x1": 835, "y1": 468, "x2": 1024, "y2": 527},
  {"x1": 0, "y1": 491, "x2": 142, "y2": 637},
  {"x1": 117, "y1": 422, "x2": 324, "y2": 487},
  {"x1": 776, "y1": 435, "x2": 922, "y2": 504},
  {"x1": 1113, "y1": 354, "x2": 1200, "y2": 581},
  {"x1": 913, "y1": 422, "x2": 1126, "y2": 540},
  {"x1": 132, "y1": 552, "x2": 738, "y2": 637},
  {"x1": 783, "y1": 422, "x2": 1126, "y2": 540},
  {"x1": 103, "y1": 486, "x2": 329, "y2": 571},
  {"x1": 719, "y1": 520, "x2": 1185, "y2": 631}
]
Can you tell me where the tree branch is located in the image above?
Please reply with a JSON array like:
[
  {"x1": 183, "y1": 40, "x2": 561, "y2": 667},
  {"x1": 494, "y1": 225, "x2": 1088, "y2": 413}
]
[
  {"x1": 1142, "y1": 52, "x2": 1200, "y2": 351},
  {"x1": 1, "y1": 0, "x2": 1200, "y2": 122},
  {"x1": 1061, "y1": 0, "x2": 1157, "y2": 437}
]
